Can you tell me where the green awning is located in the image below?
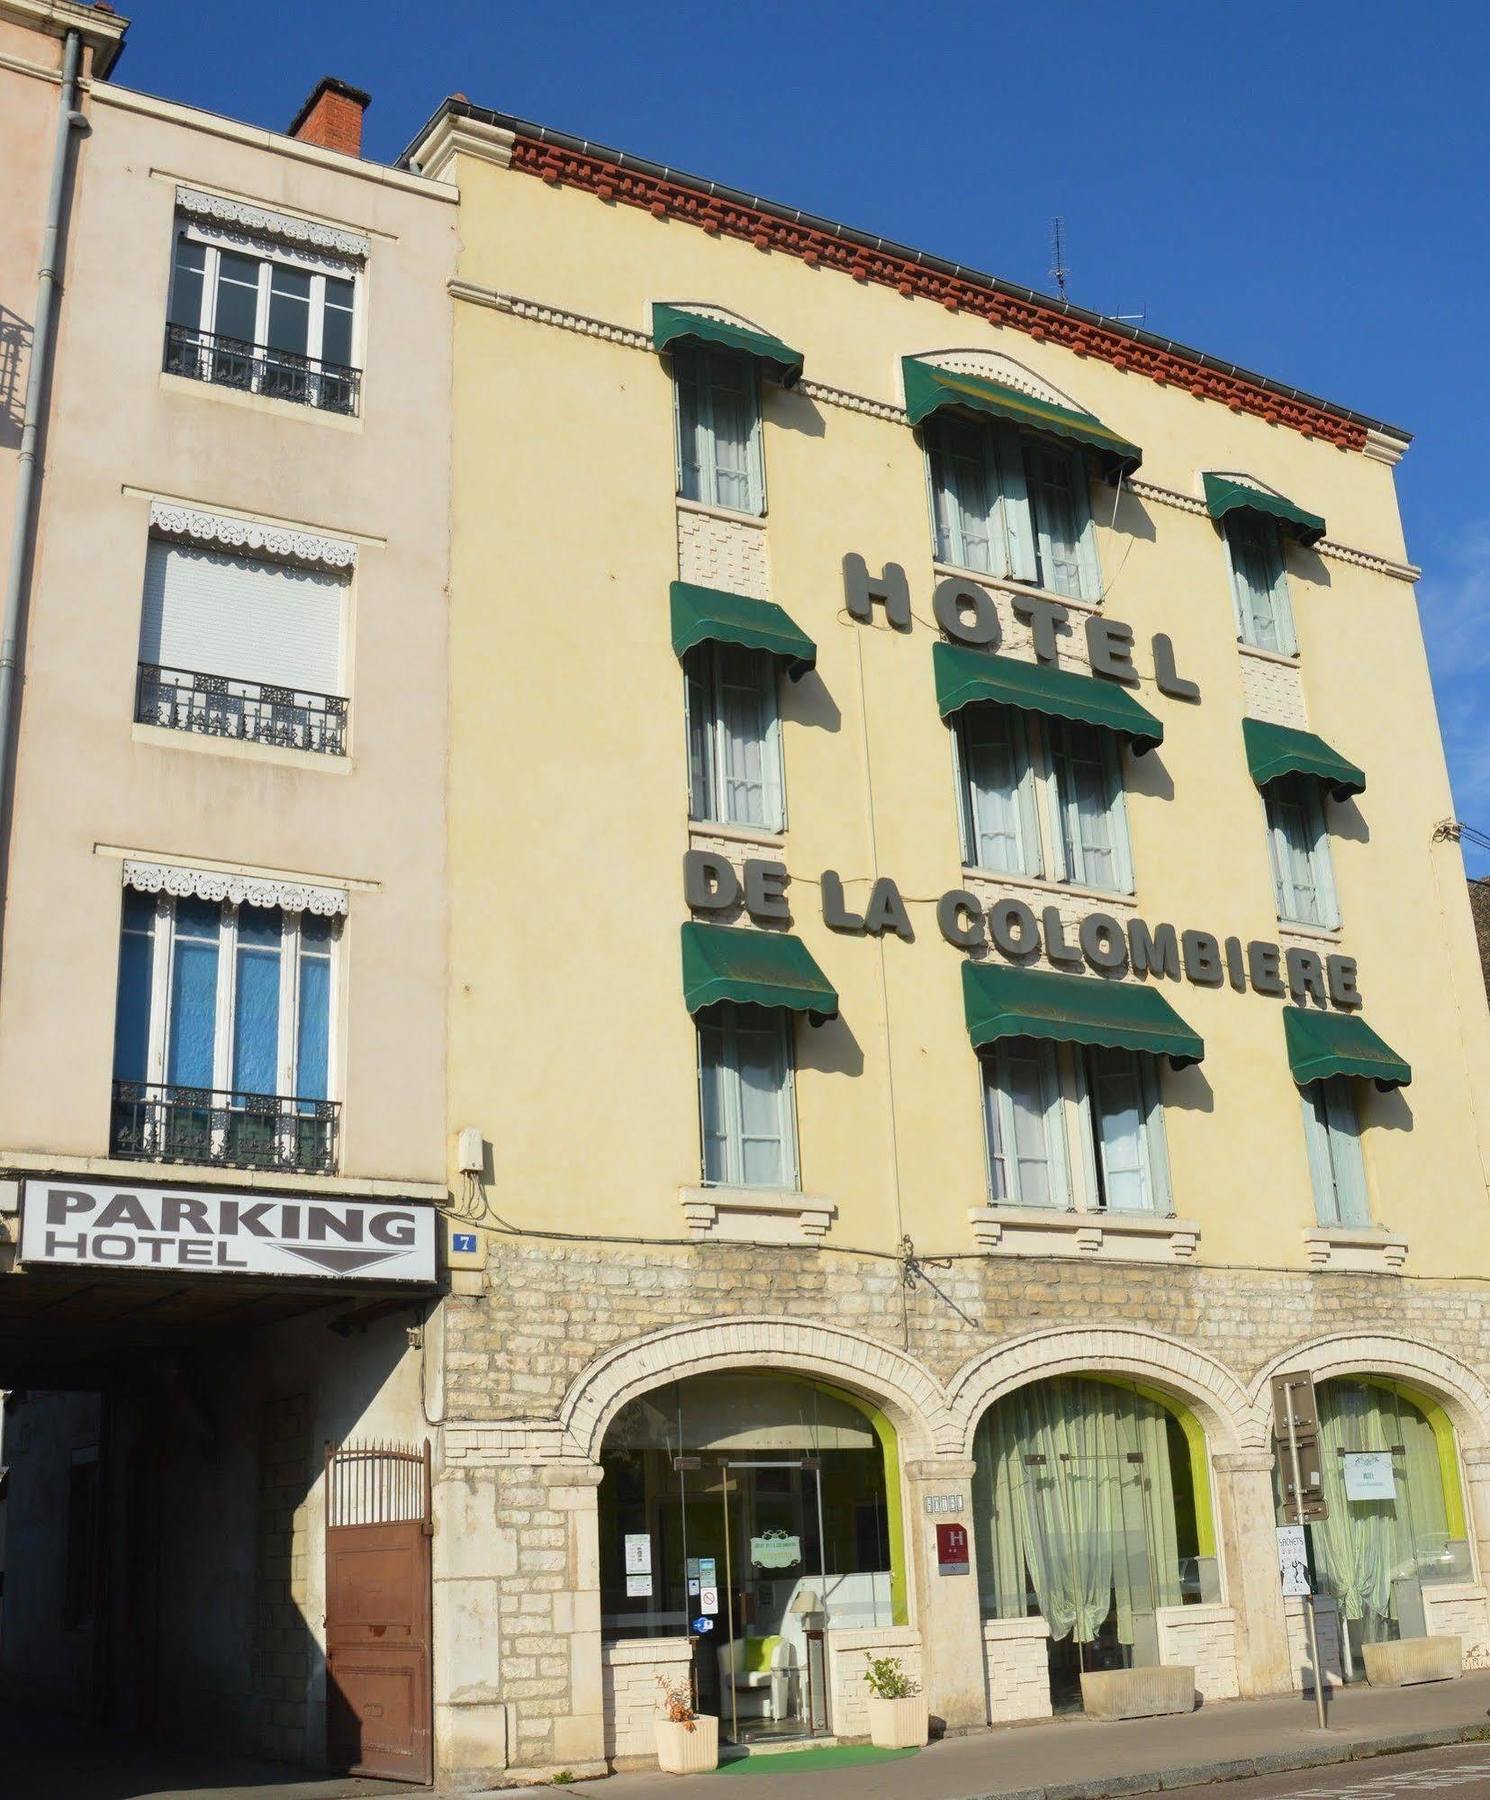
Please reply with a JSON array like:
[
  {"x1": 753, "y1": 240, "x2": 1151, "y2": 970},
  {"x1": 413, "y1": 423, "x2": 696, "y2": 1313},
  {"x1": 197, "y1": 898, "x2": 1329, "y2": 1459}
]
[
  {"x1": 1203, "y1": 474, "x2": 1326, "y2": 547},
  {"x1": 962, "y1": 962, "x2": 1204, "y2": 1069},
  {"x1": 681, "y1": 922, "x2": 837, "y2": 1023},
  {"x1": 1284, "y1": 1007, "x2": 1410, "y2": 1091},
  {"x1": 653, "y1": 304, "x2": 803, "y2": 387},
  {"x1": 902, "y1": 358, "x2": 1142, "y2": 480},
  {"x1": 934, "y1": 641, "x2": 1164, "y2": 754},
  {"x1": 670, "y1": 582, "x2": 816, "y2": 681},
  {"x1": 1242, "y1": 717, "x2": 1365, "y2": 801}
]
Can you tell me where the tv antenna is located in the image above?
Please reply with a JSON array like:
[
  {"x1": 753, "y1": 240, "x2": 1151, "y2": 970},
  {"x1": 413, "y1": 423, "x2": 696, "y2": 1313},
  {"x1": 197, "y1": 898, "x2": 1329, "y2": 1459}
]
[{"x1": 1049, "y1": 216, "x2": 1069, "y2": 300}]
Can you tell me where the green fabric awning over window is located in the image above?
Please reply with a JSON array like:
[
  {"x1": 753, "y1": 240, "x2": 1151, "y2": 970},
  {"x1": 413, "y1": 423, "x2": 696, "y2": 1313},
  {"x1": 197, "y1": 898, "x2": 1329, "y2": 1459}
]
[
  {"x1": 902, "y1": 358, "x2": 1142, "y2": 480},
  {"x1": 934, "y1": 641, "x2": 1164, "y2": 754},
  {"x1": 670, "y1": 582, "x2": 817, "y2": 680},
  {"x1": 681, "y1": 922, "x2": 838, "y2": 1023},
  {"x1": 1242, "y1": 716, "x2": 1365, "y2": 801},
  {"x1": 1283, "y1": 1007, "x2": 1411, "y2": 1091},
  {"x1": 1202, "y1": 473, "x2": 1326, "y2": 547},
  {"x1": 961, "y1": 962, "x2": 1204, "y2": 1069},
  {"x1": 653, "y1": 304, "x2": 804, "y2": 387}
]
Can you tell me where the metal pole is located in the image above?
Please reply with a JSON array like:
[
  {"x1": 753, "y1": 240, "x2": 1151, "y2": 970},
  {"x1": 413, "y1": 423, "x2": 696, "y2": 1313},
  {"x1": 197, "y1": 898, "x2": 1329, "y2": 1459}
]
[
  {"x1": 1284, "y1": 1382, "x2": 1328, "y2": 1730},
  {"x1": 0, "y1": 27, "x2": 83, "y2": 899},
  {"x1": 721, "y1": 1469, "x2": 736, "y2": 1746}
]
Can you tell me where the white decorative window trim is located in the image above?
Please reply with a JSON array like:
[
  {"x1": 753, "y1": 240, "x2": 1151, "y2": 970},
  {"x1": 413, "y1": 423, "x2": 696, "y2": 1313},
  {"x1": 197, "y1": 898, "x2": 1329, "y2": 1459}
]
[
  {"x1": 680, "y1": 1185, "x2": 835, "y2": 1244},
  {"x1": 123, "y1": 859, "x2": 348, "y2": 917},
  {"x1": 969, "y1": 1205, "x2": 1199, "y2": 1262},
  {"x1": 175, "y1": 185, "x2": 368, "y2": 262},
  {"x1": 147, "y1": 500, "x2": 357, "y2": 572},
  {"x1": 908, "y1": 345, "x2": 1083, "y2": 413}
]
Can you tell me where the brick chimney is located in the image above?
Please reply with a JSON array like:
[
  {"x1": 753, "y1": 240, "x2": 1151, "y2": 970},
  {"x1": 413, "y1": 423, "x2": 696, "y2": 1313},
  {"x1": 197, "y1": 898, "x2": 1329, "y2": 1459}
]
[{"x1": 288, "y1": 77, "x2": 371, "y2": 157}]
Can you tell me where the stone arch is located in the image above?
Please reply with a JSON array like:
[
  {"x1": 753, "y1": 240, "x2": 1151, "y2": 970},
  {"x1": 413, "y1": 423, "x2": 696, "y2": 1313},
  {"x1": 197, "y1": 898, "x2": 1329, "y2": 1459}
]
[
  {"x1": 902, "y1": 346, "x2": 1088, "y2": 415},
  {"x1": 946, "y1": 1324, "x2": 1255, "y2": 1458},
  {"x1": 1248, "y1": 1333, "x2": 1490, "y2": 1451},
  {"x1": 560, "y1": 1316, "x2": 956, "y2": 1463}
]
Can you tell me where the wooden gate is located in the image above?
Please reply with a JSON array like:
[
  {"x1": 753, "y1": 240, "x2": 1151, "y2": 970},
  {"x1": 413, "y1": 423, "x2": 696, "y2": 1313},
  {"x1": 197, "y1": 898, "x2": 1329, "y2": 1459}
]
[{"x1": 324, "y1": 1438, "x2": 433, "y2": 1783}]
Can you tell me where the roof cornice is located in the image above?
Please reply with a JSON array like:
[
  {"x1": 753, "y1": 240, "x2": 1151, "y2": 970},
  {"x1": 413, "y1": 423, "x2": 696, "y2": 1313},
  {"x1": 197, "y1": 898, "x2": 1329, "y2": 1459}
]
[
  {"x1": 403, "y1": 99, "x2": 1411, "y2": 457},
  {"x1": 0, "y1": 0, "x2": 128, "y2": 77}
]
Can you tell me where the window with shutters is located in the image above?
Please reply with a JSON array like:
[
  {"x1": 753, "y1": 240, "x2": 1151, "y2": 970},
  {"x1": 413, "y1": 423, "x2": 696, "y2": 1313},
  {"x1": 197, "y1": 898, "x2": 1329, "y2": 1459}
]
[
  {"x1": 979, "y1": 1041, "x2": 1171, "y2": 1216},
  {"x1": 684, "y1": 643, "x2": 784, "y2": 832},
  {"x1": 982, "y1": 1039, "x2": 1068, "y2": 1207},
  {"x1": 1082, "y1": 1046, "x2": 1172, "y2": 1215},
  {"x1": 1224, "y1": 512, "x2": 1296, "y2": 654},
  {"x1": 1300, "y1": 1076, "x2": 1370, "y2": 1228},
  {"x1": 953, "y1": 703, "x2": 1133, "y2": 895},
  {"x1": 673, "y1": 345, "x2": 764, "y2": 515},
  {"x1": 164, "y1": 220, "x2": 361, "y2": 415},
  {"x1": 110, "y1": 886, "x2": 340, "y2": 1174},
  {"x1": 925, "y1": 417, "x2": 1101, "y2": 601},
  {"x1": 697, "y1": 1004, "x2": 798, "y2": 1189},
  {"x1": 135, "y1": 538, "x2": 349, "y2": 756},
  {"x1": 1263, "y1": 775, "x2": 1338, "y2": 928}
]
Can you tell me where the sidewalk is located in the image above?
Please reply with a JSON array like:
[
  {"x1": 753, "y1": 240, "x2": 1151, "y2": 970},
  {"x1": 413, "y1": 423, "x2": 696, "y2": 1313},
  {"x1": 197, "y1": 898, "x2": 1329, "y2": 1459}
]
[{"x1": 532, "y1": 1673, "x2": 1490, "y2": 1800}]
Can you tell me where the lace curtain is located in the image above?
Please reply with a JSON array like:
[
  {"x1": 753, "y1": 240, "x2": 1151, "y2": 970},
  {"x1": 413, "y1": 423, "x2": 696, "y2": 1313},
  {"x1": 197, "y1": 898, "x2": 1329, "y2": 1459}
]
[
  {"x1": 1312, "y1": 1382, "x2": 1450, "y2": 1632},
  {"x1": 973, "y1": 1376, "x2": 1185, "y2": 1644}
]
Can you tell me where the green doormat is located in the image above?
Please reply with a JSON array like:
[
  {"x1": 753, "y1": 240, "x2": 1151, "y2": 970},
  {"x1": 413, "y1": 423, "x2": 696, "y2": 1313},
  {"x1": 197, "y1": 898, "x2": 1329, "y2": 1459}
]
[{"x1": 716, "y1": 1744, "x2": 920, "y2": 1774}]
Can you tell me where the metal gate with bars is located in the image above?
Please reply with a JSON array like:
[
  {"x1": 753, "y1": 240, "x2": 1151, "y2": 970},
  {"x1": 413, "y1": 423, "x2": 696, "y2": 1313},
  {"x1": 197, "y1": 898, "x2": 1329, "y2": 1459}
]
[{"x1": 324, "y1": 1438, "x2": 433, "y2": 1783}]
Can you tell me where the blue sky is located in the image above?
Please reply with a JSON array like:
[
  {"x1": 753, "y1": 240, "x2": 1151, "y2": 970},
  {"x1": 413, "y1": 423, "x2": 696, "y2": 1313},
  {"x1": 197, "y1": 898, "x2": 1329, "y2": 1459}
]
[{"x1": 115, "y1": 0, "x2": 1490, "y2": 874}]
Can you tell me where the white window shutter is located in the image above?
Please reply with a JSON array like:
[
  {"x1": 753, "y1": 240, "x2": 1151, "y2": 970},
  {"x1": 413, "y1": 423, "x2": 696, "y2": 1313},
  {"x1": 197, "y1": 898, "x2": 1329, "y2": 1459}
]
[
  {"x1": 141, "y1": 541, "x2": 345, "y2": 695},
  {"x1": 993, "y1": 425, "x2": 1037, "y2": 583}
]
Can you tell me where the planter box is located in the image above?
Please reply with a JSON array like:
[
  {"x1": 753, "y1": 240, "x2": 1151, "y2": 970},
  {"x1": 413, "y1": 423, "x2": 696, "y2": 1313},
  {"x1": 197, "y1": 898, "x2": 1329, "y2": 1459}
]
[
  {"x1": 655, "y1": 1714, "x2": 719, "y2": 1775},
  {"x1": 866, "y1": 1692, "x2": 928, "y2": 1750},
  {"x1": 1080, "y1": 1664, "x2": 1196, "y2": 1721},
  {"x1": 1362, "y1": 1636, "x2": 1462, "y2": 1687}
]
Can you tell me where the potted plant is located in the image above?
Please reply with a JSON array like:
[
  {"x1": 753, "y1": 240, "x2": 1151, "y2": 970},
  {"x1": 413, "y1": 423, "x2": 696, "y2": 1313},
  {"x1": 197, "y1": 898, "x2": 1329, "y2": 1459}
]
[
  {"x1": 655, "y1": 1673, "x2": 719, "y2": 1775},
  {"x1": 862, "y1": 1653, "x2": 928, "y2": 1750}
]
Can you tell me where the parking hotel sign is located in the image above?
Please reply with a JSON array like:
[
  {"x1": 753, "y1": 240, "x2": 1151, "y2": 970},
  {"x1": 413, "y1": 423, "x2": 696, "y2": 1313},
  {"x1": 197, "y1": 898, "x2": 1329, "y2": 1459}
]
[{"x1": 20, "y1": 1179, "x2": 436, "y2": 1282}]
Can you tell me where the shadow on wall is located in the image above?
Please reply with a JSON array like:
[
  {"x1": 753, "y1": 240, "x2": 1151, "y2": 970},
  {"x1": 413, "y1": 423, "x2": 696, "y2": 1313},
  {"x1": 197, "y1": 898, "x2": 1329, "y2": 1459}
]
[
  {"x1": 0, "y1": 304, "x2": 32, "y2": 449},
  {"x1": 0, "y1": 1305, "x2": 422, "y2": 1783}
]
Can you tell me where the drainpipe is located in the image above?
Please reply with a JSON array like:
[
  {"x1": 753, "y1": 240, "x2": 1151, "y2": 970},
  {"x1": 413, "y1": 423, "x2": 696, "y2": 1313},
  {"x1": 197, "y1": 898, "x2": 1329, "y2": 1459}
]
[{"x1": 0, "y1": 28, "x2": 85, "y2": 862}]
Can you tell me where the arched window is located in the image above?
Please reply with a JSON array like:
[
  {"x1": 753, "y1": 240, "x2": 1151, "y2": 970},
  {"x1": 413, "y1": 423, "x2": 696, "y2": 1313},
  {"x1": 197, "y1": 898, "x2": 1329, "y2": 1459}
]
[{"x1": 971, "y1": 1375, "x2": 1215, "y2": 1707}]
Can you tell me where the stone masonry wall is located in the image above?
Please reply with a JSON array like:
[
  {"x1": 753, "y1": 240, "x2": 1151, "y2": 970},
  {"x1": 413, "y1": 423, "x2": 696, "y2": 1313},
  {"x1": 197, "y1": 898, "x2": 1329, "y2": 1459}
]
[
  {"x1": 440, "y1": 1238, "x2": 1490, "y2": 1769},
  {"x1": 444, "y1": 1240, "x2": 1490, "y2": 1422},
  {"x1": 1469, "y1": 878, "x2": 1490, "y2": 1005}
]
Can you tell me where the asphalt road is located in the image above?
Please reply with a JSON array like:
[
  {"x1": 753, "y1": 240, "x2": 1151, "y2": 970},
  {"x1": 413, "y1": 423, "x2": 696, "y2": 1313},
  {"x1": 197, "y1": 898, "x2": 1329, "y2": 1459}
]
[{"x1": 1163, "y1": 1742, "x2": 1490, "y2": 1797}]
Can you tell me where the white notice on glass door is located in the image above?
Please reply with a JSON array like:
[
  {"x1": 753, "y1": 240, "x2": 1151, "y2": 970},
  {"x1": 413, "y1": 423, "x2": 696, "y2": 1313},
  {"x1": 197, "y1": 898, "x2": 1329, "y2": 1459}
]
[
  {"x1": 625, "y1": 1573, "x2": 653, "y2": 1598},
  {"x1": 624, "y1": 1533, "x2": 653, "y2": 1575}
]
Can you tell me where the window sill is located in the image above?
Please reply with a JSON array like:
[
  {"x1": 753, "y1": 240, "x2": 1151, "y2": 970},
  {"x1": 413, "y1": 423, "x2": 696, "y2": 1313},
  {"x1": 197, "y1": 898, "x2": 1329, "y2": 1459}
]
[
  {"x1": 131, "y1": 721, "x2": 355, "y2": 775},
  {"x1": 1302, "y1": 1225, "x2": 1407, "y2": 1273},
  {"x1": 681, "y1": 1184, "x2": 834, "y2": 1244},
  {"x1": 961, "y1": 866, "x2": 1137, "y2": 913},
  {"x1": 933, "y1": 562, "x2": 1101, "y2": 616},
  {"x1": 1276, "y1": 917, "x2": 1343, "y2": 946},
  {"x1": 159, "y1": 369, "x2": 363, "y2": 433},
  {"x1": 1237, "y1": 641, "x2": 1301, "y2": 669},
  {"x1": 675, "y1": 495, "x2": 767, "y2": 530},
  {"x1": 969, "y1": 1205, "x2": 1199, "y2": 1262},
  {"x1": 690, "y1": 819, "x2": 785, "y2": 851}
]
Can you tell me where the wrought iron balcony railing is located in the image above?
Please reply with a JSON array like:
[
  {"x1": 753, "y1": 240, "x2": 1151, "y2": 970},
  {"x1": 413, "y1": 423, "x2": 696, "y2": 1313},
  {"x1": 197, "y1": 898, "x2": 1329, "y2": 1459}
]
[
  {"x1": 136, "y1": 662, "x2": 349, "y2": 757},
  {"x1": 163, "y1": 321, "x2": 362, "y2": 416},
  {"x1": 111, "y1": 1081, "x2": 340, "y2": 1176}
]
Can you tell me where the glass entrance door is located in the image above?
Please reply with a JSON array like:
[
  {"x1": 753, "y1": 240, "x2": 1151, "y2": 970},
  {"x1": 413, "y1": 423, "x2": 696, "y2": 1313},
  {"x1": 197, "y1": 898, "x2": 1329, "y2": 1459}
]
[{"x1": 714, "y1": 1458, "x2": 831, "y2": 1745}]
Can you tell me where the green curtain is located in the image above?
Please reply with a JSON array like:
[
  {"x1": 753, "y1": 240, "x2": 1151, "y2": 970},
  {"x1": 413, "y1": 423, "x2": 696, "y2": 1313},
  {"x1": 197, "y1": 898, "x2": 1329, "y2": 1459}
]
[
  {"x1": 973, "y1": 1377, "x2": 1184, "y2": 1644},
  {"x1": 1313, "y1": 1382, "x2": 1450, "y2": 1635}
]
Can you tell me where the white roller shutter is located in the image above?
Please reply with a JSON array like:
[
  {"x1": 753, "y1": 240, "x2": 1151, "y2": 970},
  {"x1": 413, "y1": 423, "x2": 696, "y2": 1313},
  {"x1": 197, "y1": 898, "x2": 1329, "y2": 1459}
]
[{"x1": 140, "y1": 540, "x2": 346, "y2": 696}]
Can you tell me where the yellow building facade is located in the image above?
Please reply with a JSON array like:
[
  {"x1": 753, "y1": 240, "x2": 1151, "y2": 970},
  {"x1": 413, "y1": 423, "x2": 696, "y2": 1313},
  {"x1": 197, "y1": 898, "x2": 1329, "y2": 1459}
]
[{"x1": 416, "y1": 103, "x2": 1490, "y2": 1782}]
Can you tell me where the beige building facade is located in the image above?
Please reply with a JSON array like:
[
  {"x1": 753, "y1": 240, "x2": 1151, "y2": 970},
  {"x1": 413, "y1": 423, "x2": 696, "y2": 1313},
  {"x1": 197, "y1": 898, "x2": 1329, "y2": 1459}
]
[
  {"x1": 0, "y1": 5, "x2": 454, "y2": 1775},
  {"x1": 408, "y1": 99, "x2": 1490, "y2": 1785}
]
